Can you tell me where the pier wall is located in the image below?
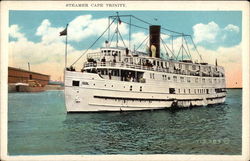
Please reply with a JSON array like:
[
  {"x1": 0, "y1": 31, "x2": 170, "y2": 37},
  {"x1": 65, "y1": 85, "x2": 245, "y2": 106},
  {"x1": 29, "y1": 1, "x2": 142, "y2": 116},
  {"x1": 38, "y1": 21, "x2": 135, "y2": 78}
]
[{"x1": 8, "y1": 67, "x2": 50, "y2": 86}]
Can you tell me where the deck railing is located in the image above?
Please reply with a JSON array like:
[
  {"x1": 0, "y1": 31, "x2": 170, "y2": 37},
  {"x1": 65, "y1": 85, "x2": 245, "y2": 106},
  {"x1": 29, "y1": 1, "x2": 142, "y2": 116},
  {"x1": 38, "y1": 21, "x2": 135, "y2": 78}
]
[{"x1": 84, "y1": 62, "x2": 223, "y2": 77}]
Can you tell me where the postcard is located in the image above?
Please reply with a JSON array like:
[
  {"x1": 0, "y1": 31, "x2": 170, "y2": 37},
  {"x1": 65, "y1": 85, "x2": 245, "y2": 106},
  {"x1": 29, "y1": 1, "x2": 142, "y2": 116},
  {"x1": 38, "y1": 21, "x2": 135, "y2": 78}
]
[{"x1": 0, "y1": 1, "x2": 249, "y2": 161}]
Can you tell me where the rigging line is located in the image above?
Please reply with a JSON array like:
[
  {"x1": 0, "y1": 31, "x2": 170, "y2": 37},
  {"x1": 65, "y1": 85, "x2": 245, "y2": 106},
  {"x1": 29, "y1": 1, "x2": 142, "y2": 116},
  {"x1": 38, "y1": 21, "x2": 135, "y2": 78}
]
[
  {"x1": 161, "y1": 27, "x2": 183, "y2": 35},
  {"x1": 117, "y1": 28, "x2": 127, "y2": 48},
  {"x1": 171, "y1": 34, "x2": 191, "y2": 37},
  {"x1": 121, "y1": 20, "x2": 148, "y2": 30},
  {"x1": 129, "y1": 15, "x2": 131, "y2": 49},
  {"x1": 183, "y1": 36, "x2": 192, "y2": 60},
  {"x1": 188, "y1": 35, "x2": 203, "y2": 62},
  {"x1": 160, "y1": 32, "x2": 172, "y2": 37},
  {"x1": 160, "y1": 37, "x2": 177, "y2": 59},
  {"x1": 109, "y1": 28, "x2": 117, "y2": 47},
  {"x1": 160, "y1": 38, "x2": 169, "y2": 58},
  {"x1": 108, "y1": 17, "x2": 110, "y2": 42},
  {"x1": 132, "y1": 15, "x2": 152, "y2": 25},
  {"x1": 135, "y1": 35, "x2": 149, "y2": 51},
  {"x1": 109, "y1": 15, "x2": 134, "y2": 18},
  {"x1": 182, "y1": 45, "x2": 192, "y2": 60},
  {"x1": 112, "y1": 15, "x2": 185, "y2": 36},
  {"x1": 116, "y1": 12, "x2": 119, "y2": 47},
  {"x1": 71, "y1": 18, "x2": 116, "y2": 66},
  {"x1": 181, "y1": 34, "x2": 183, "y2": 61},
  {"x1": 176, "y1": 44, "x2": 183, "y2": 60},
  {"x1": 123, "y1": 19, "x2": 189, "y2": 39},
  {"x1": 171, "y1": 36, "x2": 174, "y2": 57},
  {"x1": 112, "y1": 15, "x2": 189, "y2": 37},
  {"x1": 132, "y1": 15, "x2": 189, "y2": 36}
]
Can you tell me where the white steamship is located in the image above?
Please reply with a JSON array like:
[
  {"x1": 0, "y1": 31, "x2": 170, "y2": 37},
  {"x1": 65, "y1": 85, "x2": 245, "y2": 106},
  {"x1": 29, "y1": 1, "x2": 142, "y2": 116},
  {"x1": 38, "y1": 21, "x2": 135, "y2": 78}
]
[{"x1": 63, "y1": 14, "x2": 226, "y2": 112}]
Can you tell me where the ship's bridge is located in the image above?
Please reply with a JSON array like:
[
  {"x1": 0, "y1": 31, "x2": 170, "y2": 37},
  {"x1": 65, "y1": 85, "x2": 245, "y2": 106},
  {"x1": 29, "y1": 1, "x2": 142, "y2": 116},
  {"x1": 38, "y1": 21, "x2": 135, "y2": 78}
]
[{"x1": 87, "y1": 47, "x2": 131, "y2": 63}]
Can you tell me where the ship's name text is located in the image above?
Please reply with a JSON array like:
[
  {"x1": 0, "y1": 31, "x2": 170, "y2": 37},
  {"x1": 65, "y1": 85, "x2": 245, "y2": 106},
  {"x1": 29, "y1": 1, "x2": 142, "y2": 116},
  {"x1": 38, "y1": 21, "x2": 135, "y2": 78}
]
[{"x1": 66, "y1": 3, "x2": 126, "y2": 8}]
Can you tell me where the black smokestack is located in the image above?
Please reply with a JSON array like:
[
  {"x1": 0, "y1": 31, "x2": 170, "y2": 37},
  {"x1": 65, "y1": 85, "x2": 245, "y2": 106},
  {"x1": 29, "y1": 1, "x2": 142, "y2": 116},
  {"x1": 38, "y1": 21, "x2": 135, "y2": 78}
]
[{"x1": 149, "y1": 25, "x2": 161, "y2": 58}]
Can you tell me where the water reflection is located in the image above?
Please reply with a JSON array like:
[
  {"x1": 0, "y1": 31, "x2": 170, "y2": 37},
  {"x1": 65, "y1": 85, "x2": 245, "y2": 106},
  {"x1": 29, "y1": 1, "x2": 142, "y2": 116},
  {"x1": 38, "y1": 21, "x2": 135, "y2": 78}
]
[{"x1": 63, "y1": 100, "x2": 241, "y2": 154}]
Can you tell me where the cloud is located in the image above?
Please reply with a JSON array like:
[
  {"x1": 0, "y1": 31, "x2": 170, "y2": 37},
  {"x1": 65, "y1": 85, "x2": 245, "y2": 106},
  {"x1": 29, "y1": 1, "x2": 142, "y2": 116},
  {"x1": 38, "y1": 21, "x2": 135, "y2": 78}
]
[
  {"x1": 68, "y1": 15, "x2": 128, "y2": 42},
  {"x1": 224, "y1": 24, "x2": 240, "y2": 33},
  {"x1": 192, "y1": 21, "x2": 240, "y2": 49},
  {"x1": 35, "y1": 19, "x2": 65, "y2": 45},
  {"x1": 34, "y1": 15, "x2": 129, "y2": 45},
  {"x1": 193, "y1": 21, "x2": 220, "y2": 43},
  {"x1": 196, "y1": 44, "x2": 242, "y2": 88},
  {"x1": 161, "y1": 34, "x2": 170, "y2": 40},
  {"x1": 197, "y1": 43, "x2": 241, "y2": 64},
  {"x1": 9, "y1": 24, "x2": 27, "y2": 41},
  {"x1": 9, "y1": 24, "x2": 89, "y2": 80},
  {"x1": 68, "y1": 15, "x2": 106, "y2": 42}
]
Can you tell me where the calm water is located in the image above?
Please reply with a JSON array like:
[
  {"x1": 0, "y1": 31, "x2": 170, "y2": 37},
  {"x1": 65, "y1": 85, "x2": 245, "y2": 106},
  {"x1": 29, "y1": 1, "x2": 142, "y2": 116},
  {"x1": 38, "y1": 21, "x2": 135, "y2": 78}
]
[{"x1": 8, "y1": 89, "x2": 242, "y2": 155}]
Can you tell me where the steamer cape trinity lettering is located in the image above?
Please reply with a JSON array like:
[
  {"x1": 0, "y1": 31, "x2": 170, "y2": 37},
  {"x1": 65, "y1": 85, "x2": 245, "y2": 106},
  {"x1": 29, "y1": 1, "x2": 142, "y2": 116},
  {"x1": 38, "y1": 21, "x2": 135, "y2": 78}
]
[
  {"x1": 65, "y1": 3, "x2": 125, "y2": 8},
  {"x1": 62, "y1": 14, "x2": 226, "y2": 112}
]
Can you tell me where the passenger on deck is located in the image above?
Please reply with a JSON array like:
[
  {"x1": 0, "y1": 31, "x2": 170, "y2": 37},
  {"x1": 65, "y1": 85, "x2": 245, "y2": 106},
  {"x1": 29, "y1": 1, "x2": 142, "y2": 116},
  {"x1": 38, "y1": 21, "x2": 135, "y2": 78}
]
[
  {"x1": 101, "y1": 57, "x2": 106, "y2": 62},
  {"x1": 108, "y1": 70, "x2": 112, "y2": 80},
  {"x1": 130, "y1": 76, "x2": 134, "y2": 82}
]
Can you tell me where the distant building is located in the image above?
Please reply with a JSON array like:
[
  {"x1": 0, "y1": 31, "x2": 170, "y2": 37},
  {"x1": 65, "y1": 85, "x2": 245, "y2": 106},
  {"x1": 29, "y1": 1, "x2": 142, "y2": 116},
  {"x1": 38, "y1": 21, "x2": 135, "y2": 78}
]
[{"x1": 8, "y1": 67, "x2": 50, "y2": 86}]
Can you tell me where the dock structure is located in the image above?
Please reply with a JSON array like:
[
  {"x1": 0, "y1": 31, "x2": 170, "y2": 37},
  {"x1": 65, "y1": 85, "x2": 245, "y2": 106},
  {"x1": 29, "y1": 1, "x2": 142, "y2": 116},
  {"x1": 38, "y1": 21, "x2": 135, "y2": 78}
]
[{"x1": 8, "y1": 67, "x2": 50, "y2": 86}]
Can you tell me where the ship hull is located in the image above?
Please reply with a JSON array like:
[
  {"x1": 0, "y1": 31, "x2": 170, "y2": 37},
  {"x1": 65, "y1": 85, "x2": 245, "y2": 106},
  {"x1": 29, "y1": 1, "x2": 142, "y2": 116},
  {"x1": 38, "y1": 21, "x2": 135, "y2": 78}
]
[{"x1": 64, "y1": 71, "x2": 226, "y2": 112}]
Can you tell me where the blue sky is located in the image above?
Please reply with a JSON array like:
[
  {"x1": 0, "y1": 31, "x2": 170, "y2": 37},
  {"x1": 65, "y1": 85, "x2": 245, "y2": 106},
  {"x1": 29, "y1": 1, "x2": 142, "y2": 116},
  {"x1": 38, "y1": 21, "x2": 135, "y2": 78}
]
[
  {"x1": 8, "y1": 11, "x2": 242, "y2": 87},
  {"x1": 9, "y1": 11, "x2": 241, "y2": 50}
]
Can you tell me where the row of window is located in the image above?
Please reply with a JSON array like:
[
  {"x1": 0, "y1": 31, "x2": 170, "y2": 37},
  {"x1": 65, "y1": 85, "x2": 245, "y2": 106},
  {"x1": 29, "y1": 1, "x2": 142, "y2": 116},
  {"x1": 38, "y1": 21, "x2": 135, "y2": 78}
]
[
  {"x1": 101, "y1": 50, "x2": 121, "y2": 56},
  {"x1": 170, "y1": 88, "x2": 209, "y2": 94},
  {"x1": 169, "y1": 88, "x2": 226, "y2": 94},
  {"x1": 158, "y1": 74, "x2": 225, "y2": 84},
  {"x1": 72, "y1": 80, "x2": 143, "y2": 92},
  {"x1": 150, "y1": 73, "x2": 155, "y2": 79},
  {"x1": 103, "y1": 98, "x2": 154, "y2": 103},
  {"x1": 149, "y1": 60, "x2": 196, "y2": 70}
]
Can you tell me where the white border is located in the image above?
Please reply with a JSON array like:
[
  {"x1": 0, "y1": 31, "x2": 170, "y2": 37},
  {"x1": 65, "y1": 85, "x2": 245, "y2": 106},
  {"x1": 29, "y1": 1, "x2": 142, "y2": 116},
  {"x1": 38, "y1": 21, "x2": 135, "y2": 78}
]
[{"x1": 0, "y1": 1, "x2": 249, "y2": 161}]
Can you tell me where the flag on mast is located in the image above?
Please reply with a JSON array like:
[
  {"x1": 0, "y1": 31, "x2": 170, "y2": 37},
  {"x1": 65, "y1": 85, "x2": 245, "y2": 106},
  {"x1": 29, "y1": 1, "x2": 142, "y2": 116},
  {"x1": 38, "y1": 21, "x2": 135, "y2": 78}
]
[
  {"x1": 60, "y1": 24, "x2": 68, "y2": 36},
  {"x1": 215, "y1": 58, "x2": 218, "y2": 71},
  {"x1": 59, "y1": 24, "x2": 69, "y2": 68},
  {"x1": 116, "y1": 12, "x2": 122, "y2": 24}
]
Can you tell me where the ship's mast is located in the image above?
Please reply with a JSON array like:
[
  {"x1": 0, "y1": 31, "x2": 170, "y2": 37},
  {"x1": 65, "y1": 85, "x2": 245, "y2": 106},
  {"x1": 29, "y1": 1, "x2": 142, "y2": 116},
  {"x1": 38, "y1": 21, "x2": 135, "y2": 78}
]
[
  {"x1": 116, "y1": 12, "x2": 119, "y2": 47},
  {"x1": 129, "y1": 16, "x2": 132, "y2": 49},
  {"x1": 70, "y1": 13, "x2": 204, "y2": 67}
]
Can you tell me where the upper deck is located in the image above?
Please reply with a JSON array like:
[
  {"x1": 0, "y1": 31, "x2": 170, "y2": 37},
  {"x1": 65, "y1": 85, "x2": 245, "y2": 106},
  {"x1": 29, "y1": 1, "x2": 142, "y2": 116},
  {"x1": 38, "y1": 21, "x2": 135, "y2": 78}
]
[{"x1": 83, "y1": 47, "x2": 225, "y2": 78}]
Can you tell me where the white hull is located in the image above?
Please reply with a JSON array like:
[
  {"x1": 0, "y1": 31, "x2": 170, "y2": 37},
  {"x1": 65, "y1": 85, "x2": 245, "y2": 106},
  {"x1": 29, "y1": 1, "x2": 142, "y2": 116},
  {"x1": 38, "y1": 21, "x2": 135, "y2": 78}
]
[{"x1": 64, "y1": 71, "x2": 226, "y2": 112}]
